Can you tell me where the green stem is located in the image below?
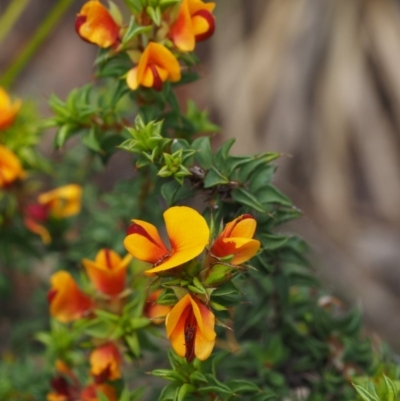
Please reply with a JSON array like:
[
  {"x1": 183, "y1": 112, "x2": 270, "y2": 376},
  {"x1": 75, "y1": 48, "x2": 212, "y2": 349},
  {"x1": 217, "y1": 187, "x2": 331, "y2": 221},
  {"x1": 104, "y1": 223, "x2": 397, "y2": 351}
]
[
  {"x1": 0, "y1": 0, "x2": 31, "y2": 46},
  {"x1": 0, "y1": 0, "x2": 74, "y2": 89}
]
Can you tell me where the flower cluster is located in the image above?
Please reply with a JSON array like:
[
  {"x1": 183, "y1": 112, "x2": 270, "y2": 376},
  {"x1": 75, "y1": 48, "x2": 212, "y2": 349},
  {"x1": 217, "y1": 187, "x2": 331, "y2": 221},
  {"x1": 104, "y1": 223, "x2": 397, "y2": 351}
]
[
  {"x1": 75, "y1": 0, "x2": 215, "y2": 91},
  {"x1": 124, "y1": 206, "x2": 260, "y2": 362}
]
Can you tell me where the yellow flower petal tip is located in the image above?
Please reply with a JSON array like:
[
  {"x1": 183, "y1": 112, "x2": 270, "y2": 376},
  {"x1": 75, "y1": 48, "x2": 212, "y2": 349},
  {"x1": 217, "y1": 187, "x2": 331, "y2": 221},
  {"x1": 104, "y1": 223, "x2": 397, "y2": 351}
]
[
  {"x1": 0, "y1": 87, "x2": 21, "y2": 130},
  {"x1": 75, "y1": 0, "x2": 121, "y2": 48},
  {"x1": 126, "y1": 42, "x2": 181, "y2": 91},
  {"x1": 211, "y1": 214, "x2": 260, "y2": 265},
  {"x1": 124, "y1": 206, "x2": 209, "y2": 276},
  {"x1": 0, "y1": 145, "x2": 25, "y2": 188},
  {"x1": 38, "y1": 184, "x2": 82, "y2": 219}
]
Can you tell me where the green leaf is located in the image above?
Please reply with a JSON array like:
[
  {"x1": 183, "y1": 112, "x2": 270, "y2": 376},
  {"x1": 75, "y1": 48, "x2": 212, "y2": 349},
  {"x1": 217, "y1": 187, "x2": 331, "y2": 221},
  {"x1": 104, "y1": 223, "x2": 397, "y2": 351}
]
[
  {"x1": 204, "y1": 167, "x2": 229, "y2": 188},
  {"x1": 122, "y1": 17, "x2": 153, "y2": 44},
  {"x1": 177, "y1": 384, "x2": 196, "y2": 401},
  {"x1": 383, "y1": 375, "x2": 398, "y2": 401},
  {"x1": 146, "y1": 5, "x2": 161, "y2": 25},
  {"x1": 192, "y1": 136, "x2": 213, "y2": 169},
  {"x1": 231, "y1": 188, "x2": 266, "y2": 213},
  {"x1": 353, "y1": 383, "x2": 380, "y2": 401},
  {"x1": 130, "y1": 317, "x2": 150, "y2": 329},
  {"x1": 126, "y1": 332, "x2": 140, "y2": 357},
  {"x1": 256, "y1": 184, "x2": 292, "y2": 206}
]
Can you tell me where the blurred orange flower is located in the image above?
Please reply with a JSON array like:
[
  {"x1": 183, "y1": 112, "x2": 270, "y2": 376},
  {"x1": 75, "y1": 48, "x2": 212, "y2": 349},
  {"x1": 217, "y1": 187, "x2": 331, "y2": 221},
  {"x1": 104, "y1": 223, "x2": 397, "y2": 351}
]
[
  {"x1": 170, "y1": 0, "x2": 215, "y2": 52},
  {"x1": 80, "y1": 383, "x2": 117, "y2": 401},
  {"x1": 90, "y1": 343, "x2": 122, "y2": 382},
  {"x1": 166, "y1": 294, "x2": 216, "y2": 362},
  {"x1": 48, "y1": 271, "x2": 93, "y2": 323},
  {"x1": 0, "y1": 145, "x2": 25, "y2": 188},
  {"x1": 124, "y1": 206, "x2": 209, "y2": 276},
  {"x1": 126, "y1": 42, "x2": 181, "y2": 91},
  {"x1": 0, "y1": 87, "x2": 21, "y2": 130},
  {"x1": 144, "y1": 289, "x2": 172, "y2": 324},
  {"x1": 38, "y1": 184, "x2": 82, "y2": 219},
  {"x1": 210, "y1": 214, "x2": 260, "y2": 265},
  {"x1": 75, "y1": 0, "x2": 120, "y2": 48},
  {"x1": 24, "y1": 203, "x2": 51, "y2": 244},
  {"x1": 83, "y1": 249, "x2": 132, "y2": 297}
]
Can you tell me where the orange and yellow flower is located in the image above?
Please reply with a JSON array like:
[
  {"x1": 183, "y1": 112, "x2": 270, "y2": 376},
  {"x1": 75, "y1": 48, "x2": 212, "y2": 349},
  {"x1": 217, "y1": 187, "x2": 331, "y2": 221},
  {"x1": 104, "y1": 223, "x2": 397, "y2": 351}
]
[
  {"x1": 124, "y1": 206, "x2": 209, "y2": 276},
  {"x1": 80, "y1": 383, "x2": 117, "y2": 401},
  {"x1": 38, "y1": 184, "x2": 82, "y2": 219},
  {"x1": 83, "y1": 249, "x2": 132, "y2": 297},
  {"x1": 210, "y1": 214, "x2": 260, "y2": 265},
  {"x1": 0, "y1": 145, "x2": 25, "y2": 188},
  {"x1": 48, "y1": 271, "x2": 93, "y2": 323},
  {"x1": 90, "y1": 343, "x2": 121, "y2": 382},
  {"x1": 0, "y1": 87, "x2": 21, "y2": 130},
  {"x1": 170, "y1": 0, "x2": 215, "y2": 52},
  {"x1": 166, "y1": 294, "x2": 216, "y2": 362},
  {"x1": 75, "y1": 0, "x2": 120, "y2": 48},
  {"x1": 144, "y1": 289, "x2": 172, "y2": 324},
  {"x1": 126, "y1": 42, "x2": 181, "y2": 91}
]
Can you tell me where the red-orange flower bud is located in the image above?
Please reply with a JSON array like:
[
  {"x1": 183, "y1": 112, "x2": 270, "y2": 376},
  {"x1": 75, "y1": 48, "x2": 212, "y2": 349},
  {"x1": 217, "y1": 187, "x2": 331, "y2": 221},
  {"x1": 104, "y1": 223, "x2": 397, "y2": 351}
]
[
  {"x1": 126, "y1": 42, "x2": 181, "y2": 91},
  {"x1": 48, "y1": 271, "x2": 93, "y2": 323},
  {"x1": 82, "y1": 249, "x2": 132, "y2": 297},
  {"x1": 75, "y1": 0, "x2": 120, "y2": 48},
  {"x1": 90, "y1": 343, "x2": 122, "y2": 383},
  {"x1": 210, "y1": 214, "x2": 260, "y2": 265},
  {"x1": 170, "y1": 0, "x2": 216, "y2": 52},
  {"x1": 80, "y1": 383, "x2": 117, "y2": 401}
]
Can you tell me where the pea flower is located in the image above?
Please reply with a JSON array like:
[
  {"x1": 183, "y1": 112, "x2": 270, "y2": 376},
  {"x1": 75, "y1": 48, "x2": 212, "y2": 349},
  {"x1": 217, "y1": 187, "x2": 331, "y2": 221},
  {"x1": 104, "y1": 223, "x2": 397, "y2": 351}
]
[
  {"x1": 124, "y1": 206, "x2": 209, "y2": 276},
  {"x1": 0, "y1": 145, "x2": 25, "y2": 188},
  {"x1": 90, "y1": 343, "x2": 121, "y2": 383},
  {"x1": 38, "y1": 184, "x2": 82, "y2": 219},
  {"x1": 80, "y1": 384, "x2": 117, "y2": 401},
  {"x1": 170, "y1": 0, "x2": 216, "y2": 52},
  {"x1": 0, "y1": 87, "x2": 21, "y2": 130},
  {"x1": 48, "y1": 271, "x2": 93, "y2": 323},
  {"x1": 166, "y1": 294, "x2": 216, "y2": 362},
  {"x1": 83, "y1": 249, "x2": 132, "y2": 297},
  {"x1": 126, "y1": 42, "x2": 181, "y2": 91},
  {"x1": 210, "y1": 214, "x2": 260, "y2": 264},
  {"x1": 144, "y1": 289, "x2": 172, "y2": 324},
  {"x1": 24, "y1": 203, "x2": 51, "y2": 244},
  {"x1": 75, "y1": 0, "x2": 121, "y2": 48}
]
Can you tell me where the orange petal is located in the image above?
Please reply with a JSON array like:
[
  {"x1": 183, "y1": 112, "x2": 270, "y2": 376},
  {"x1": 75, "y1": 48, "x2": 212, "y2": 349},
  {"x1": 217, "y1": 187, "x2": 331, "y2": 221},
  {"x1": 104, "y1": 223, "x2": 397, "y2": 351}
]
[
  {"x1": 230, "y1": 215, "x2": 256, "y2": 238},
  {"x1": 145, "y1": 290, "x2": 172, "y2": 324},
  {"x1": 165, "y1": 206, "x2": 209, "y2": 259},
  {"x1": 80, "y1": 383, "x2": 117, "y2": 401},
  {"x1": 24, "y1": 217, "x2": 51, "y2": 244},
  {"x1": 76, "y1": 0, "x2": 120, "y2": 48},
  {"x1": 220, "y1": 237, "x2": 260, "y2": 265},
  {"x1": 0, "y1": 88, "x2": 21, "y2": 130},
  {"x1": 191, "y1": 297, "x2": 216, "y2": 342},
  {"x1": 187, "y1": 0, "x2": 216, "y2": 14},
  {"x1": 90, "y1": 343, "x2": 121, "y2": 381},
  {"x1": 38, "y1": 184, "x2": 82, "y2": 218},
  {"x1": 170, "y1": 0, "x2": 196, "y2": 52},
  {"x1": 0, "y1": 145, "x2": 25, "y2": 188},
  {"x1": 145, "y1": 42, "x2": 181, "y2": 82},
  {"x1": 192, "y1": 10, "x2": 215, "y2": 42},
  {"x1": 124, "y1": 220, "x2": 168, "y2": 264},
  {"x1": 49, "y1": 271, "x2": 92, "y2": 323},
  {"x1": 168, "y1": 305, "x2": 191, "y2": 358},
  {"x1": 166, "y1": 294, "x2": 192, "y2": 337}
]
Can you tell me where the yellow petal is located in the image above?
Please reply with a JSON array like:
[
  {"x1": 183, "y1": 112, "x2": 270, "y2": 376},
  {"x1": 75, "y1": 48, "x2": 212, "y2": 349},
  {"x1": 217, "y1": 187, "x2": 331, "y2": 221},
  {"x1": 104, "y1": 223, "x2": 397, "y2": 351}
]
[
  {"x1": 166, "y1": 294, "x2": 191, "y2": 337},
  {"x1": 230, "y1": 216, "x2": 256, "y2": 238},
  {"x1": 193, "y1": 298, "x2": 216, "y2": 341},
  {"x1": 165, "y1": 206, "x2": 209, "y2": 256},
  {"x1": 221, "y1": 237, "x2": 260, "y2": 265},
  {"x1": 168, "y1": 307, "x2": 190, "y2": 358},
  {"x1": 124, "y1": 220, "x2": 168, "y2": 264},
  {"x1": 187, "y1": 0, "x2": 216, "y2": 14},
  {"x1": 95, "y1": 249, "x2": 122, "y2": 269},
  {"x1": 170, "y1": 0, "x2": 196, "y2": 52},
  {"x1": 126, "y1": 67, "x2": 139, "y2": 90},
  {"x1": 194, "y1": 325, "x2": 215, "y2": 361}
]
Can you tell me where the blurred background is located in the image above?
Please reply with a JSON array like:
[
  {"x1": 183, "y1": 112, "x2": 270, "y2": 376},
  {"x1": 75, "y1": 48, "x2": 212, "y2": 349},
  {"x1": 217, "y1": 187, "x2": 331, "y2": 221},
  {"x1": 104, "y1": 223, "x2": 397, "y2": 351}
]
[{"x1": 2, "y1": 0, "x2": 400, "y2": 350}]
